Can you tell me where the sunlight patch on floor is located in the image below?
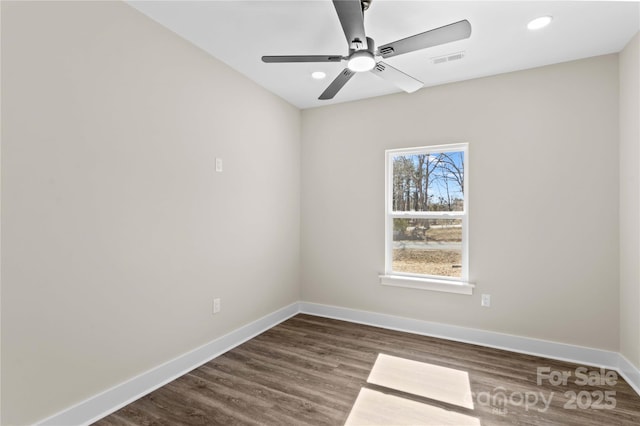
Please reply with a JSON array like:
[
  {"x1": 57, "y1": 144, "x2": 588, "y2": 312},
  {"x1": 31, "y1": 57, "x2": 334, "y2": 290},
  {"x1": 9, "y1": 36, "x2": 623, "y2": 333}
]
[
  {"x1": 367, "y1": 353, "x2": 474, "y2": 409},
  {"x1": 344, "y1": 388, "x2": 480, "y2": 426}
]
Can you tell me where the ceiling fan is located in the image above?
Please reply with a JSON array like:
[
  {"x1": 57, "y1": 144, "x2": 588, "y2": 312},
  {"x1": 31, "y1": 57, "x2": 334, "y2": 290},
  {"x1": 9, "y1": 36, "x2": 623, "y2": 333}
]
[{"x1": 261, "y1": 0, "x2": 472, "y2": 100}]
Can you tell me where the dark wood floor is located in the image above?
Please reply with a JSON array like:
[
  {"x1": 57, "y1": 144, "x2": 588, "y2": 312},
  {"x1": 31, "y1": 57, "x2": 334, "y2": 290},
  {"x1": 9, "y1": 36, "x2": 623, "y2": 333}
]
[{"x1": 95, "y1": 314, "x2": 640, "y2": 425}]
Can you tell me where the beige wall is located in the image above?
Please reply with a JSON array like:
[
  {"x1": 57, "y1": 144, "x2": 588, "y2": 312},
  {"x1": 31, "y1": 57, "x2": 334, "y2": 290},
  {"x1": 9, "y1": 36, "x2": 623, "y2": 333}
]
[
  {"x1": 0, "y1": 2, "x2": 3, "y2": 421},
  {"x1": 620, "y1": 32, "x2": 640, "y2": 369},
  {"x1": 0, "y1": 2, "x2": 301, "y2": 424},
  {"x1": 1, "y1": 1, "x2": 634, "y2": 424},
  {"x1": 301, "y1": 55, "x2": 620, "y2": 351}
]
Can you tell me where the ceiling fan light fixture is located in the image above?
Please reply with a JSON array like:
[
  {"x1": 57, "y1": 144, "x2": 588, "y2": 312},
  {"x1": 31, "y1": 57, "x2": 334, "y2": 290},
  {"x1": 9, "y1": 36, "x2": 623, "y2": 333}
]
[
  {"x1": 261, "y1": 2, "x2": 472, "y2": 101},
  {"x1": 347, "y1": 51, "x2": 376, "y2": 72},
  {"x1": 527, "y1": 16, "x2": 553, "y2": 30}
]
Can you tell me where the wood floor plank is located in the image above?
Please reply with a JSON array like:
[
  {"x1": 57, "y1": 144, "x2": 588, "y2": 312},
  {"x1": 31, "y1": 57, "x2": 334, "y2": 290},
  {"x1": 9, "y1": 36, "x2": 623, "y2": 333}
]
[
  {"x1": 190, "y1": 366, "x2": 343, "y2": 425},
  {"x1": 95, "y1": 314, "x2": 640, "y2": 426}
]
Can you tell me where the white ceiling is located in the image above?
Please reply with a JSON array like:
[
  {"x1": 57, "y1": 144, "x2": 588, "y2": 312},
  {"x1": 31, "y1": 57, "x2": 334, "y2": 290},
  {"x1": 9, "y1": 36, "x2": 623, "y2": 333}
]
[{"x1": 129, "y1": 1, "x2": 640, "y2": 109}]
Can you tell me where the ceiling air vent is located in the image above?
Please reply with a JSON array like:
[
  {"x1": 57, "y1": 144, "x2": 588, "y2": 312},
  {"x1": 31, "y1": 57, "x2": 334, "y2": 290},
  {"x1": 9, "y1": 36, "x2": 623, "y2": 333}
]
[{"x1": 432, "y1": 51, "x2": 465, "y2": 65}]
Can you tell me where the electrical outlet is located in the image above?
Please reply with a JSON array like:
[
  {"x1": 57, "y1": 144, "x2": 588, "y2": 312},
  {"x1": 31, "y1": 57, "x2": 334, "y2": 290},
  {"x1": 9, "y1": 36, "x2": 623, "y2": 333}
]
[
  {"x1": 481, "y1": 294, "x2": 491, "y2": 307},
  {"x1": 213, "y1": 298, "x2": 221, "y2": 314},
  {"x1": 215, "y1": 158, "x2": 223, "y2": 172}
]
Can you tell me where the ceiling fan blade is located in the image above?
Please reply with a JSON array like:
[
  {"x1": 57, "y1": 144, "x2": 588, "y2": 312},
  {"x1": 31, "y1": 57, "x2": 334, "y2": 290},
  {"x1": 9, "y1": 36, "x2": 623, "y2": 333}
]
[
  {"x1": 332, "y1": 0, "x2": 367, "y2": 50},
  {"x1": 319, "y1": 68, "x2": 356, "y2": 100},
  {"x1": 262, "y1": 55, "x2": 343, "y2": 63},
  {"x1": 378, "y1": 20, "x2": 471, "y2": 59},
  {"x1": 370, "y1": 61, "x2": 423, "y2": 93}
]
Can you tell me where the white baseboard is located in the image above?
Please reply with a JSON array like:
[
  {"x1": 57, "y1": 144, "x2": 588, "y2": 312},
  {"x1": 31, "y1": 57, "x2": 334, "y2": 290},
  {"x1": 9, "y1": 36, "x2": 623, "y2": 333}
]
[
  {"x1": 300, "y1": 302, "x2": 640, "y2": 390},
  {"x1": 36, "y1": 303, "x2": 300, "y2": 426},
  {"x1": 617, "y1": 354, "x2": 640, "y2": 396},
  {"x1": 36, "y1": 301, "x2": 640, "y2": 425}
]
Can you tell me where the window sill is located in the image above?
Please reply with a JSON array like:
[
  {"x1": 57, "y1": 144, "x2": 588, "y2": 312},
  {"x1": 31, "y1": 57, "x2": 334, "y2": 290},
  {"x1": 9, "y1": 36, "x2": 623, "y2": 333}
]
[{"x1": 379, "y1": 274, "x2": 474, "y2": 295}]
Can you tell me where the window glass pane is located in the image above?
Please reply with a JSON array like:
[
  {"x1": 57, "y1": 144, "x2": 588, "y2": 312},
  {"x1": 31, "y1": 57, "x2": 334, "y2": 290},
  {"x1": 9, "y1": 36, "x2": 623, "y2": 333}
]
[
  {"x1": 392, "y1": 218, "x2": 462, "y2": 278},
  {"x1": 392, "y1": 152, "x2": 464, "y2": 212}
]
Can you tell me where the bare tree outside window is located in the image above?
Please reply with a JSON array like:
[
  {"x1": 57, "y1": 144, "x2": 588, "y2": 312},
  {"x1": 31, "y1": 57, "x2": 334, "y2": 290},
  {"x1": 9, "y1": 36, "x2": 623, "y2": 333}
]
[{"x1": 390, "y1": 150, "x2": 465, "y2": 278}]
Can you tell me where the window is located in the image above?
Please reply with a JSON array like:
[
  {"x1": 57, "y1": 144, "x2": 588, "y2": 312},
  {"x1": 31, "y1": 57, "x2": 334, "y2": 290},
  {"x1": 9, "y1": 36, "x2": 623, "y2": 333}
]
[{"x1": 380, "y1": 143, "x2": 472, "y2": 294}]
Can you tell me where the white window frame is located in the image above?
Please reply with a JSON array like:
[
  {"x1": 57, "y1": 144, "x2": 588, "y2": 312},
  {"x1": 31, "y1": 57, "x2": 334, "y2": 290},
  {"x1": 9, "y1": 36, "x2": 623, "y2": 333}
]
[{"x1": 379, "y1": 143, "x2": 473, "y2": 295}]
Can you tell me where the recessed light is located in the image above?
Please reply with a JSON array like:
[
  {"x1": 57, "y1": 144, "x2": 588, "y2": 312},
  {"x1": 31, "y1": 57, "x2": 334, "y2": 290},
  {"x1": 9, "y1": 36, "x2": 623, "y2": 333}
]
[
  {"x1": 527, "y1": 16, "x2": 553, "y2": 30},
  {"x1": 311, "y1": 71, "x2": 326, "y2": 80}
]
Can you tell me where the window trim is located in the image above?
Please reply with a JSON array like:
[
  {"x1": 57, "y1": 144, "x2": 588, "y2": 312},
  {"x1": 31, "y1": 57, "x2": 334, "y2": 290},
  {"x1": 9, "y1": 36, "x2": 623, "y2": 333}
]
[{"x1": 381, "y1": 143, "x2": 472, "y2": 294}]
